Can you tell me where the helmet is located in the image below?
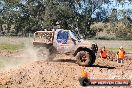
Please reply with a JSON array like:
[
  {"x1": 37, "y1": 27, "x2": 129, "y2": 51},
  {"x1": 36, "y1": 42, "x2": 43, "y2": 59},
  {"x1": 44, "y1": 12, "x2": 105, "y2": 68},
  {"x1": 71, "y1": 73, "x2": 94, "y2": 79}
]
[{"x1": 119, "y1": 46, "x2": 123, "y2": 49}]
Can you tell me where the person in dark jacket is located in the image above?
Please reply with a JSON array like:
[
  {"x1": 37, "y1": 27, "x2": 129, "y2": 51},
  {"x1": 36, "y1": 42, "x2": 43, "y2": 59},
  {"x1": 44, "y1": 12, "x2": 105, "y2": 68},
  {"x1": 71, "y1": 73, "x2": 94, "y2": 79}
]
[{"x1": 91, "y1": 43, "x2": 98, "y2": 55}]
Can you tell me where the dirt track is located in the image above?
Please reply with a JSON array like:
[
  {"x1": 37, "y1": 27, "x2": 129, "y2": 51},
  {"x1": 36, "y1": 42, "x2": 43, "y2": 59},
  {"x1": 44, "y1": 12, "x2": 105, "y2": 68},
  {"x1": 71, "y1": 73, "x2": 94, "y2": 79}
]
[
  {"x1": 0, "y1": 37, "x2": 132, "y2": 88},
  {"x1": 0, "y1": 53, "x2": 132, "y2": 88}
]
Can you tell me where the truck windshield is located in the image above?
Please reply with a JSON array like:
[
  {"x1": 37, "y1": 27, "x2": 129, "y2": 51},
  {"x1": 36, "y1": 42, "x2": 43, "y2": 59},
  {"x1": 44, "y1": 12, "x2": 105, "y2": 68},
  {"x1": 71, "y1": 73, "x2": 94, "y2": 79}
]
[{"x1": 69, "y1": 31, "x2": 81, "y2": 41}]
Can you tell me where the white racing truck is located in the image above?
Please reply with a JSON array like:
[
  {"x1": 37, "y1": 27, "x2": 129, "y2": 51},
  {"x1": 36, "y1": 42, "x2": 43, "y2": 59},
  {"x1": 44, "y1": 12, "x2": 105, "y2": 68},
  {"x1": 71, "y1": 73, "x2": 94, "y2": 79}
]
[{"x1": 33, "y1": 29, "x2": 98, "y2": 66}]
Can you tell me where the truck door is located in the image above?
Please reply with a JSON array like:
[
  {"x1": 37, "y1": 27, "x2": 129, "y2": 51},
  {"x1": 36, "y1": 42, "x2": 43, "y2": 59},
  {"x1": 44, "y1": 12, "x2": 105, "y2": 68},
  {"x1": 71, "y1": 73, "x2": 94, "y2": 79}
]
[{"x1": 54, "y1": 30, "x2": 75, "y2": 54}]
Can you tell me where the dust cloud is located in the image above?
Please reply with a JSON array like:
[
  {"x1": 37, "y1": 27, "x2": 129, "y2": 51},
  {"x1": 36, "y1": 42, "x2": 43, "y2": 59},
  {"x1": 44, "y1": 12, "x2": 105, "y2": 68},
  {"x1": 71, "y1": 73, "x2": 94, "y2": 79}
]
[
  {"x1": 0, "y1": 42, "x2": 50, "y2": 72},
  {"x1": 18, "y1": 41, "x2": 50, "y2": 61}
]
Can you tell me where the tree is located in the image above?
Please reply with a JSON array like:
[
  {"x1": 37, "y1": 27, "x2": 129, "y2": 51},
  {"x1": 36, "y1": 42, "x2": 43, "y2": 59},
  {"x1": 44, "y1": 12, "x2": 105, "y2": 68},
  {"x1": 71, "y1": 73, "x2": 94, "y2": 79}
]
[
  {"x1": 0, "y1": 0, "x2": 131, "y2": 39},
  {"x1": 69, "y1": 0, "x2": 111, "y2": 38}
]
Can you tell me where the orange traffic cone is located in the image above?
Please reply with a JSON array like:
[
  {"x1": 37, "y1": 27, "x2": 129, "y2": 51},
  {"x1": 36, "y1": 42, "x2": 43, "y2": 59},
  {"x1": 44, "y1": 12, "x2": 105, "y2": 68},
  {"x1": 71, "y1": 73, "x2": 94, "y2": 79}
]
[{"x1": 81, "y1": 68, "x2": 89, "y2": 78}]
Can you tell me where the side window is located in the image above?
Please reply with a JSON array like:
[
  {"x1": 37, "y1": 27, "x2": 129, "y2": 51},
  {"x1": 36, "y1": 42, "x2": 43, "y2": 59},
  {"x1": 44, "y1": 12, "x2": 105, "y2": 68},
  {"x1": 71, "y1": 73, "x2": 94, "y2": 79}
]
[{"x1": 57, "y1": 30, "x2": 69, "y2": 44}]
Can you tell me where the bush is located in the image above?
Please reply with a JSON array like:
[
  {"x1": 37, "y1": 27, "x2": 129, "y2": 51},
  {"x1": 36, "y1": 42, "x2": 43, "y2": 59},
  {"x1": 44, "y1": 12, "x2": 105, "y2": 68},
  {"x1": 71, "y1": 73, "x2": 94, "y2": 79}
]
[
  {"x1": 93, "y1": 36, "x2": 116, "y2": 40},
  {"x1": 0, "y1": 43, "x2": 24, "y2": 51},
  {"x1": 115, "y1": 29, "x2": 132, "y2": 40}
]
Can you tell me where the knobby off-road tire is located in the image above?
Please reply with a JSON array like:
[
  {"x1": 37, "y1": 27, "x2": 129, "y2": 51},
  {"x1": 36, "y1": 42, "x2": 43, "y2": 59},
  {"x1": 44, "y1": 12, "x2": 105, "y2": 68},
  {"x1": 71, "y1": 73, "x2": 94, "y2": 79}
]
[
  {"x1": 35, "y1": 45, "x2": 57, "y2": 61},
  {"x1": 37, "y1": 47, "x2": 49, "y2": 58},
  {"x1": 47, "y1": 45, "x2": 57, "y2": 61},
  {"x1": 76, "y1": 51, "x2": 96, "y2": 66}
]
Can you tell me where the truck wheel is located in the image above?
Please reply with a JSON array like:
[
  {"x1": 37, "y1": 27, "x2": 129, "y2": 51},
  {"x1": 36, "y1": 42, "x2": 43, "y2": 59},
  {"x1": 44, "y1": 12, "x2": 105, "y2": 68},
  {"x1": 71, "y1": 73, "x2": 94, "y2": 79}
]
[
  {"x1": 47, "y1": 46, "x2": 57, "y2": 61},
  {"x1": 37, "y1": 47, "x2": 49, "y2": 58},
  {"x1": 76, "y1": 51, "x2": 92, "y2": 66}
]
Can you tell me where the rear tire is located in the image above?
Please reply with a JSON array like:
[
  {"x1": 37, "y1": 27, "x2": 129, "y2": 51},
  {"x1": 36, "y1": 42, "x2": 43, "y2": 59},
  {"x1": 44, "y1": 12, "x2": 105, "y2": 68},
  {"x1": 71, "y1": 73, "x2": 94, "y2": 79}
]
[
  {"x1": 36, "y1": 45, "x2": 57, "y2": 61},
  {"x1": 47, "y1": 46, "x2": 57, "y2": 61},
  {"x1": 37, "y1": 47, "x2": 49, "y2": 59}
]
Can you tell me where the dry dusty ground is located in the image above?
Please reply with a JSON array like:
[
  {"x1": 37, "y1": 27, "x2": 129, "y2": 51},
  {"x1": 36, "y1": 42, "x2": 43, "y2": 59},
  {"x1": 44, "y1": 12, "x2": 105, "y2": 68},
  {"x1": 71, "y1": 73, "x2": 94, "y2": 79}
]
[
  {"x1": 0, "y1": 37, "x2": 132, "y2": 88},
  {"x1": 0, "y1": 53, "x2": 132, "y2": 88}
]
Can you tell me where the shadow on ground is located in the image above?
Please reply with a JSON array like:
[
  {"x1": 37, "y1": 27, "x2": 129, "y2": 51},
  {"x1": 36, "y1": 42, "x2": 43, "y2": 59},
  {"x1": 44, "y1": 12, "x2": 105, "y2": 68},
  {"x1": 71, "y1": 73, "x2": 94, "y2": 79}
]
[
  {"x1": 53, "y1": 59, "x2": 76, "y2": 63},
  {"x1": 52, "y1": 59, "x2": 115, "y2": 69},
  {"x1": 91, "y1": 65, "x2": 115, "y2": 69}
]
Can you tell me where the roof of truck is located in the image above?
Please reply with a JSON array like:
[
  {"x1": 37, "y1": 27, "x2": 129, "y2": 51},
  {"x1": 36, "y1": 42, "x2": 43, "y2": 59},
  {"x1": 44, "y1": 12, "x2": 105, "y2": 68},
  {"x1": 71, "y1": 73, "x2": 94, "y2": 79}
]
[{"x1": 34, "y1": 31, "x2": 54, "y2": 33}]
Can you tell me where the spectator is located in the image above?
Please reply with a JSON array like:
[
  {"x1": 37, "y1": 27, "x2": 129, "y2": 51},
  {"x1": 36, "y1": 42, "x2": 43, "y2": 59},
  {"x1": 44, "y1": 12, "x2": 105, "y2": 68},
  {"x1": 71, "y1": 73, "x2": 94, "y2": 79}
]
[
  {"x1": 91, "y1": 43, "x2": 98, "y2": 54},
  {"x1": 117, "y1": 46, "x2": 125, "y2": 63},
  {"x1": 100, "y1": 46, "x2": 107, "y2": 59}
]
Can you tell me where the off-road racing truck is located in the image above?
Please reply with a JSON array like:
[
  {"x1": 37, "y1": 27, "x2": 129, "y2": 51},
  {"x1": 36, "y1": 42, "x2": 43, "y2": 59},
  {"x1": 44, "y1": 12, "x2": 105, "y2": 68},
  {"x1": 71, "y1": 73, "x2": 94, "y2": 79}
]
[{"x1": 33, "y1": 29, "x2": 98, "y2": 66}]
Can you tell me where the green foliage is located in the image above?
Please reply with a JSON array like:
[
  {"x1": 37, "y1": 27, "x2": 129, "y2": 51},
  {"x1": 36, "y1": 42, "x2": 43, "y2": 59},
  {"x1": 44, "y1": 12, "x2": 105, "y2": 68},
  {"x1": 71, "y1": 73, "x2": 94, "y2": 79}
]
[
  {"x1": 4, "y1": 0, "x2": 20, "y2": 4},
  {"x1": 115, "y1": 30, "x2": 132, "y2": 40},
  {"x1": 0, "y1": 43, "x2": 24, "y2": 51},
  {"x1": 0, "y1": 0, "x2": 131, "y2": 39},
  {"x1": 0, "y1": 0, "x2": 111, "y2": 37},
  {"x1": 94, "y1": 36, "x2": 116, "y2": 40},
  {"x1": 110, "y1": 48, "x2": 132, "y2": 52}
]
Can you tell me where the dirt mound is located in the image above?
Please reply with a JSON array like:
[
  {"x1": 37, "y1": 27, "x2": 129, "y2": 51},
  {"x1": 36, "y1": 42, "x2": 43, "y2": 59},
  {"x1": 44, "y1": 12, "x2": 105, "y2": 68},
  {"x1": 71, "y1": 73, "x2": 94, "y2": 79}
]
[
  {"x1": 0, "y1": 57, "x2": 132, "y2": 88},
  {"x1": 0, "y1": 61, "x2": 81, "y2": 88}
]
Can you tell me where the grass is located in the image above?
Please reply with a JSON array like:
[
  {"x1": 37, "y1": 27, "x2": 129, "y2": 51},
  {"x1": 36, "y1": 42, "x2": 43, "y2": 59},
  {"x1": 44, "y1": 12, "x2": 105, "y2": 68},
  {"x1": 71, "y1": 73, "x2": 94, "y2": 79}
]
[
  {"x1": 0, "y1": 43, "x2": 24, "y2": 51},
  {"x1": 108, "y1": 48, "x2": 132, "y2": 52}
]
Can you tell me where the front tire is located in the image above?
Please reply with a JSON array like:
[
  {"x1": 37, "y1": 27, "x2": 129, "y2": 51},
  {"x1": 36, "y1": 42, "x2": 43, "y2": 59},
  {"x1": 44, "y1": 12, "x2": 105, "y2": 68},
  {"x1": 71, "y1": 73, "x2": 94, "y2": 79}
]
[{"x1": 76, "y1": 50, "x2": 96, "y2": 66}]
